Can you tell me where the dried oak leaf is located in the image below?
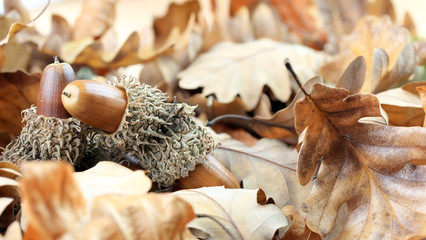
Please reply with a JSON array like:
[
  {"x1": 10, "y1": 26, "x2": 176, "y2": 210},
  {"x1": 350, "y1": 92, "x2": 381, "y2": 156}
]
[
  {"x1": 320, "y1": 16, "x2": 412, "y2": 93},
  {"x1": 281, "y1": 205, "x2": 321, "y2": 240},
  {"x1": 20, "y1": 161, "x2": 194, "y2": 240},
  {"x1": 59, "y1": 0, "x2": 199, "y2": 69},
  {"x1": 376, "y1": 82, "x2": 425, "y2": 126},
  {"x1": 72, "y1": 0, "x2": 117, "y2": 40},
  {"x1": 295, "y1": 82, "x2": 426, "y2": 238},
  {"x1": 212, "y1": 135, "x2": 309, "y2": 209},
  {"x1": 416, "y1": 85, "x2": 426, "y2": 127},
  {"x1": 73, "y1": 161, "x2": 152, "y2": 201},
  {"x1": 178, "y1": 38, "x2": 326, "y2": 110},
  {"x1": 20, "y1": 161, "x2": 86, "y2": 240},
  {"x1": 270, "y1": 0, "x2": 326, "y2": 49},
  {"x1": 175, "y1": 186, "x2": 289, "y2": 239},
  {"x1": 0, "y1": 71, "x2": 40, "y2": 146},
  {"x1": 0, "y1": 162, "x2": 21, "y2": 229},
  {"x1": 70, "y1": 193, "x2": 196, "y2": 240},
  {"x1": 201, "y1": 0, "x2": 296, "y2": 50},
  {"x1": 0, "y1": 12, "x2": 32, "y2": 72}
]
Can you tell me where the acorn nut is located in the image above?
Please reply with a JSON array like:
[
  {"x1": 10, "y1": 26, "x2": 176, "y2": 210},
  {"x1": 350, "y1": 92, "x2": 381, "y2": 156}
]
[
  {"x1": 2, "y1": 58, "x2": 88, "y2": 165},
  {"x1": 37, "y1": 56, "x2": 76, "y2": 118},
  {"x1": 62, "y1": 80, "x2": 128, "y2": 134}
]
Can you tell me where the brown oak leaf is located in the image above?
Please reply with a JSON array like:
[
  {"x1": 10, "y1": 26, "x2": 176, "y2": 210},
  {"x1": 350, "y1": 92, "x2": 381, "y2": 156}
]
[
  {"x1": 295, "y1": 83, "x2": 426, "y2": 238},
  {"x1": 0, "y1": 71, "x2": 40, "y2": 147}
]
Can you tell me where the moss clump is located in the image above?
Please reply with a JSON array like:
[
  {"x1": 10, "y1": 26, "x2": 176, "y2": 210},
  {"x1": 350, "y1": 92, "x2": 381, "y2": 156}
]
[
  {"x1": 90, "y1": 76, "x2": 216, "y2": 187},
  {"x1": 2, "y1": 106, "x2": 87, "y2": 165}
]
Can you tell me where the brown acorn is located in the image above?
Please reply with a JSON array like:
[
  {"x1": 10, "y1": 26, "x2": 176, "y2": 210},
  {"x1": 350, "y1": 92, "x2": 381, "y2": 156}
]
[
  {"x1": 2, "y1": 58, "x2": 87, "y2": 165},
  {"x1": 177, "y1": 155, "x2": 240, "y2": 189},
  {"x1": 37, "y1": 56, "x2": 76, "y2": 118},
  {"x1": 61, "y1": 80, "x2": 128, "y2": 133}
]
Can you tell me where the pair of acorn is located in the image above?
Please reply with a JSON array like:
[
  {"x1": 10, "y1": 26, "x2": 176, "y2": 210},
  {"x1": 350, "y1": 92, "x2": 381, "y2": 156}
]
[{"x1": 2, "y1": 57, "x2": 239, "y2": 188}]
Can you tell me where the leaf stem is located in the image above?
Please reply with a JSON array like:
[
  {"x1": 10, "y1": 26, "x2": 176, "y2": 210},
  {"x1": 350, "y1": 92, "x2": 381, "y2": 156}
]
[{"x1": 284, "y1": 58, "x2": 309, "y2": 97}]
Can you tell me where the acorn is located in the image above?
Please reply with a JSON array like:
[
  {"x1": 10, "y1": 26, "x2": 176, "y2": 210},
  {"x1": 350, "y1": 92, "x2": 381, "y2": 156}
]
[
  {"x1": 36, "y1": 56, "x2": 76, "y2": 118},
  {"x1": 177, "y1": 155, "x2": 240, "y2": 189},
  {"x1": 2, "y1": 58, "x2": 88, "y2": 165},
  {"x1": 61, "y1": 76, "x2": 216, "y2": 187},
  {"x1": 62, "y1": 80, "x2": 127, "y2": 133}
]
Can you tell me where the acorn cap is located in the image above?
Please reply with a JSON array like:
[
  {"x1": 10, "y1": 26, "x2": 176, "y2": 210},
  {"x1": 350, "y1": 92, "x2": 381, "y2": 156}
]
[{"x1": 2, "y1": 106, "x2": 87, "y2": 165}]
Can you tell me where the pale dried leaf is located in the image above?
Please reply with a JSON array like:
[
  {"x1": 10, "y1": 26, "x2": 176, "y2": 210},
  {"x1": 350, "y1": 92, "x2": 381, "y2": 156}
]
[
  {"x1": 213, "y1": 137, "x2": 306, "y2": 208},
  {"x1": 229, "y1": 7, "x2": 253, "y2": 42},
  {"x1": 371, "y1": 48, "x2": 389, "y2": 89},
  {"x1": 179, "y1": 38, "x2": 325, "y2": 110},
  {"x1": 336, "y1": 56, "x2": 366, "y2": 94},
  {"x1": 376, "y1": 85, "x2": 424, "y2": 126},
  {"x1": 0, "y1": 15, "x2": 32, "y2": 72},
  {"x1": 252, "y1": 3, "x2": 280, "y2": 40},
  {"x1": 373, "y1": 42, "x2": 416, "y2": 93},
  {"x1": 320, "y1": 16, "x2": 411, "y2": 92},
  {"x1": 0, "y1": 221, "x2": 22, "y2": 240},
  {"x1": 67, "y1": 193, "x2": 196, "y2": 240},
  {"x1": 366, "y1": 0, "x2": 396, "y2": 21},
  {"x1": 73, "y1": 161, "x2": 152, "y2": 201},
  {"x1": 414, "y1": 41, "x2": 426, "y2": 65},
  {"x1": 175, "y1": 187, "x2": 289, "y2": 239},
  {"x1": 72, "y1": 0, "x2": 117, "y2": 40}
]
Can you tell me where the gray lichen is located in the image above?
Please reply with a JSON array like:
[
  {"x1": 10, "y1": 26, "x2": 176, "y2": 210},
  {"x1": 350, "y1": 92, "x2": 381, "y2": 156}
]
[{"x1": 2, "y1": 106, "x2": 87, "y2": 164}]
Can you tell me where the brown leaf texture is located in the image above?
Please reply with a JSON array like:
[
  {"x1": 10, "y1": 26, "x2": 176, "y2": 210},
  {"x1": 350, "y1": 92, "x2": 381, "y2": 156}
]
[
  {"x1": 178, "y1": 38, "x2": 326, "y2": 110},
  {"x1": 175, "y1": 187, "x2": 289, "y2": 239},
  {"x1": 0, "y1": 71, "x2": 40, "y2": 145},
  {"x1": 281, "y1": 205, "x2": 321, "y2": 240},
  {"x1": 320, "y1": 16, "x2": 412, "y2": 93},
  {"x1": 295, "y1": 83, "x2": 426, "y2": 238}
]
